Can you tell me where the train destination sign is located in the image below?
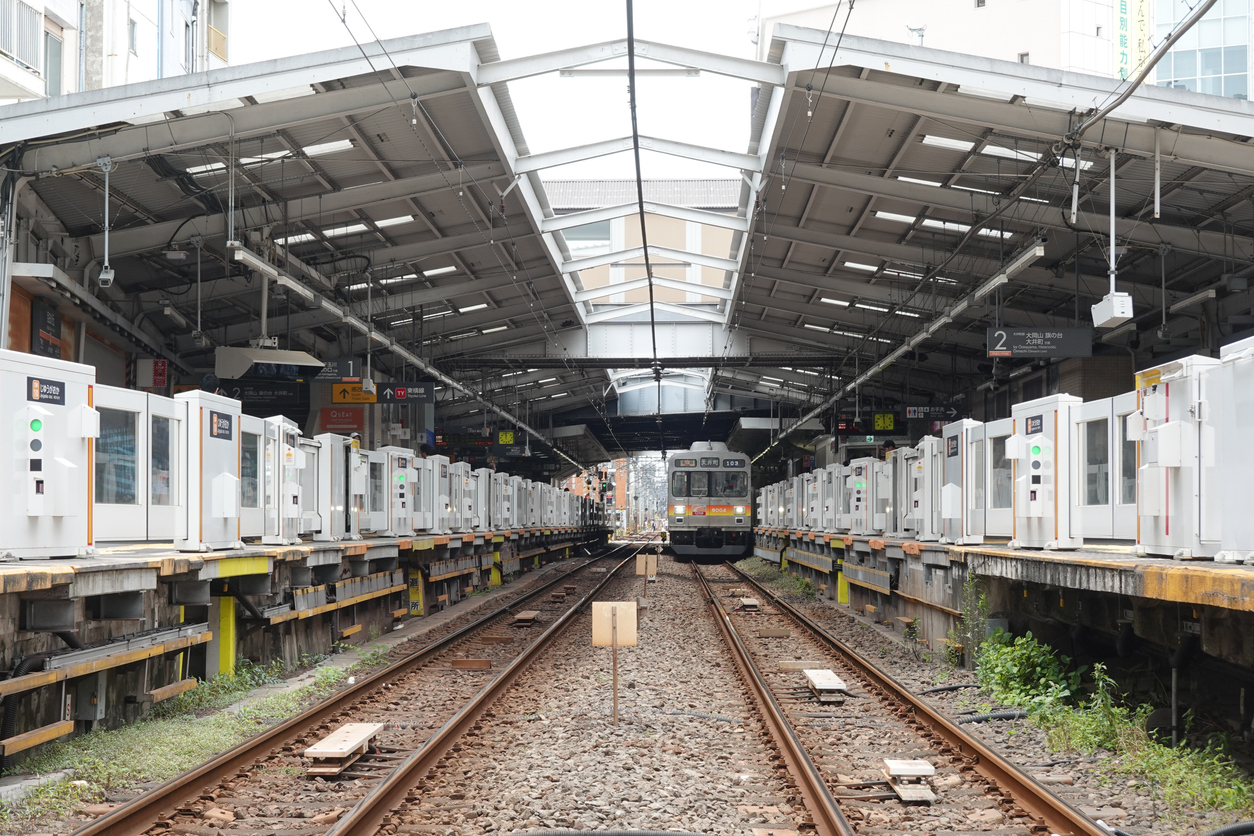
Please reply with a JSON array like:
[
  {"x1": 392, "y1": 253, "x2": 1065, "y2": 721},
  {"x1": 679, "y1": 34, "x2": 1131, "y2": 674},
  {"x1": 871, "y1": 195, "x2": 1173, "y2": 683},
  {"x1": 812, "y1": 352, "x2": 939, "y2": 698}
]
[{"x1": 987, "y1": 327, "x2": 1093, "y2": 358}]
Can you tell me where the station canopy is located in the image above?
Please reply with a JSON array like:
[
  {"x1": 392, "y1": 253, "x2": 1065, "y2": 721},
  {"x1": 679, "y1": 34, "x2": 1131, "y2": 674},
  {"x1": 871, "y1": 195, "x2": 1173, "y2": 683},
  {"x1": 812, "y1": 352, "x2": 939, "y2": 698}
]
[{"x1": 4, "y1": 22, "x2": 1254, "y2": 465}]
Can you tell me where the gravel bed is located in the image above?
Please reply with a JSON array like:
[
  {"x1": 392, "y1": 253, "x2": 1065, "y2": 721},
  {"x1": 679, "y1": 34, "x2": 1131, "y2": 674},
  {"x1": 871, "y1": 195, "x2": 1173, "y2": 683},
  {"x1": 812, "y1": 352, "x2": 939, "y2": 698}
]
[
  {"x1": 386, "y1": 556, "x2": 807, "y2": 835},
  {"x1": 750, "y1": 570, "x2": 1248, "y2": 836},
  {"x1": 704, "y1": 563, "x2": 1036, "y2": 835},
  {"x1": 54, "y1": 553, "x2": 623, "y2": 836}
]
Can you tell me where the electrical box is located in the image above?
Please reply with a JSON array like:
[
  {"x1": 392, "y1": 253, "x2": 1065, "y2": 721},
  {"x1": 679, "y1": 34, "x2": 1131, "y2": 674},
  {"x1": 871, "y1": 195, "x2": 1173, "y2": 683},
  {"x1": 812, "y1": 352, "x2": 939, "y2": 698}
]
[
  {"x1": 913, "y1": 436, "x2": 945, "y2": 542},
  {"x1": 309, "y1": 433, "x2": 357, "y2": 542},
  {"x1": 941, "y1": 419, "x2": 984, "y2": 545},
  {"x1": 379, "y1": 446, "x2": 417, "y2": 537},
  {"x1": 0, "y1": 349, "x2": 99, "y2": 559},
  {"x1": 819, "y1": 464, "x2": 843, "y2": 533},
  {"x1": 429, "y1": 455, "x2": 451, "y2": 534},
  {"x1": 803, "y1": 471, "x2": 820, "y2": 530},
  {"x1": 1133, "y1": 355, "x2": 1220, "y2": 559},
  {"x1": 1092, "y1": 291, "x2": 1134, "y2": 329},
  {"x1": 262, "y1": 416, "x2": 304, "y2": 545},
  {"x1": 846, "y1": 458, "x2": 882, "y2": 535},
  {"x1": 886, "y1": 446, "x2": 919, "y2": 539},
  {"x1": 175, "y1": 390, "x2": 242, "y2": 552},
  {"x1": 472, "y1": 468, "x2": 493, "y2": 529},
  {"x1": 75, "y1": 671, "x2": 107, "y2": 722},
  {"x1": 1008, "y1": 394, "x2": 1083, "y2": 550},
  {"x1": 1215, "y1": 342, "x2": 1254, "y2": 563},
  {"x1": 446, "y1": 461, "x2": 471, "y2": 532}
]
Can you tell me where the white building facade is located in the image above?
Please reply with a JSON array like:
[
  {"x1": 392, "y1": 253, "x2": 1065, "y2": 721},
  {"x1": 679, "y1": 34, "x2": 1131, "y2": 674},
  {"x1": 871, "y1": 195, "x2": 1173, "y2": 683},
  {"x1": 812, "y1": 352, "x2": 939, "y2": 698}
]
[{"x1": 0, "y1": 0, "x2": 228, "y2": 100}]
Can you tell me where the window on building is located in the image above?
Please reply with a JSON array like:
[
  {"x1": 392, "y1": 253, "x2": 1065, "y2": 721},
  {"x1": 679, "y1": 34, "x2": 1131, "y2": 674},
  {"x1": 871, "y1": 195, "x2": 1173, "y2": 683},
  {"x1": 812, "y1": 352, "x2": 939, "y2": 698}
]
[
  {"x1": 975, "y1": 0, "x2": 986, "y2": 6},
  {"x1": 127, "y1": 19, "x2": 137, "y2": 54},
  {"x1": 1018, "y1": 52, "x2": 1030, "y2": 64},
  {"x1": 1096, "y1": 26, "x2": 1103, "y2": 38},
  {"x1": 1157, "y1": 0, "x2": 1248, "y2": 99},
  {"x1": 184, "y1": 21, "x2": 193, "y2": 70},
  {"x1": 43, "y1": 32, "x2": 62, "y2": 95}
]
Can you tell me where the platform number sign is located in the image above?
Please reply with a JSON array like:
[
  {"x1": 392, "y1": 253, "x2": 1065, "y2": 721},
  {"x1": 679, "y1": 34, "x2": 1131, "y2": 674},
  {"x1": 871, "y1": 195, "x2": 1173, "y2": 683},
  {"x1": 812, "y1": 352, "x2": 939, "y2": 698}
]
[{"x1": 873, "y1": 412, "x2": 895, "y2": 431}]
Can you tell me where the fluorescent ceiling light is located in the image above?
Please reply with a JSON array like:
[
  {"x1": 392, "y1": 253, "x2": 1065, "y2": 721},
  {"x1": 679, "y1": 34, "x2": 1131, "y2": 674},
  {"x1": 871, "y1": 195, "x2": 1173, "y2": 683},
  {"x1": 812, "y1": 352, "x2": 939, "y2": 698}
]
[
  {"x1": 380, "y1": 274, "x2": 418, "y2": 284},
  {"x1": 186, "y1": 161, "x2": 225, "y2": 175},
  {"x1": 390, "y1": 317, "x2": 414, "y2": 326},
  {"x1": 875, "y1": 211, "x2": 916, "y2": 224},
  {"x1": 760, "y1": 380, "x2": 780, "y2": 387},
  {"x1": 275, "y1": 233, "x2": 315, "y2": 245},
  {"x1": 821, "y1": 297, "x2": 849, "y2": 306},
  {"x1": 374, "y1": 215, "x2": 415, "y2": 228},
  {"x1": 898, "y1": 176, "x2": 942, "y2": 187},
  {"x1": 804, "y1": 323, "x2": 831, "y2": 332},
  {"x1": 537, "y1": 377, "x2": 558, "y2": 384},
  {"x1": 922, "y1": 135, "x2": 975, "y2": 152},
  {"x1": 303, "y1": 139, "x2": 353, "y2": 157},
  {"x1": 482, "y1": 325, "x2": 508, "y2": 333},
  {"x1": 458, "y1": 303, "x2": 488, "y2": 313},
  {"x1": 920, "y1": 218, "x2": 971, "y2": 233},
  {"x1": 894, "y1": 309, "x2": 922, "y2": 318},
  {"x1": 855, "y1": 302, "x2": 889, "y2": 313},
  {"x1": 983, "y1": 145, "x2": 1040, "y2": 163},
  {"x1": 761, "y1": 376, "x2": 783, "y2": 382},
  {"x1": 951, "y1": 184, "x2": 1001, "y2": 196},
  {"x1": 187, "y1": 150, "x2": 289, "y2": 176},
  {"x1": 423, "y1": 309, "x2": 452, "y2": 320},
  {"x1": 324, "y1": 223, "x2": 369, "y2": 237},
  {"x1": 423, "y1": 266, "x2": 458, "y2": 277},
  {"x1": 844, "y1": 262, "x2": 877, "y2": 272},
  {"x1": 977, "y1": 228, "x2": 1016, "y2": 240}
]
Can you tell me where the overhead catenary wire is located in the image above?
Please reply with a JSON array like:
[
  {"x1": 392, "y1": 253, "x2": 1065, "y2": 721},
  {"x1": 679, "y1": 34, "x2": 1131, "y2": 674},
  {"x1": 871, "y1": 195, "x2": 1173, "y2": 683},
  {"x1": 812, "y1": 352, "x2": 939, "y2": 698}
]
[{"x1": 623, "y1": 0, "x2": 666, "y2": 457}]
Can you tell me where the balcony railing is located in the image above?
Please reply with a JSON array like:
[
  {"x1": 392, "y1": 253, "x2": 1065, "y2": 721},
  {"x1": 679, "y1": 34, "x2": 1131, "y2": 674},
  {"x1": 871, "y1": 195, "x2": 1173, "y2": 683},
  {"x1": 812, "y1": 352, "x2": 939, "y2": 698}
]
[
  {"x1": 0, "y1": 0, "x2": 42, "y2": 72},
  {"x1": 207, "y1": 24, "x2": 226, "y2": 61}
]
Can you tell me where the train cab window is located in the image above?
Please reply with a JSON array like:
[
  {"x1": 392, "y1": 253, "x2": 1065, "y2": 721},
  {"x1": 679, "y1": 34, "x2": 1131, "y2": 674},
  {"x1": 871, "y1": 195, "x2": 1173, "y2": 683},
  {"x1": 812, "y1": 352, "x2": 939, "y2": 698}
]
[
  {"x1": 689, "y1": 471, "x2": 710, "y2": 497},
  {"x1": 670, "y1": 471, "x2": 688, "y2": 497},
  {"x1": 712, "y1": 471, "x2": 748, "y2": 497}
]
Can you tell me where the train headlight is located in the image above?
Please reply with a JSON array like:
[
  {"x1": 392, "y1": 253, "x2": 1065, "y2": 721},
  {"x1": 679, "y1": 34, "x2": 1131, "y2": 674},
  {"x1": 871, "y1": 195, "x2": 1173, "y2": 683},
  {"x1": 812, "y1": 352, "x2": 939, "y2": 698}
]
[
  {"x1": 734, "y1": 506, "x2": 747, "y2": 515},
  {"x1": 672, "y1": 505, "x2": 686, "y2": 515}
]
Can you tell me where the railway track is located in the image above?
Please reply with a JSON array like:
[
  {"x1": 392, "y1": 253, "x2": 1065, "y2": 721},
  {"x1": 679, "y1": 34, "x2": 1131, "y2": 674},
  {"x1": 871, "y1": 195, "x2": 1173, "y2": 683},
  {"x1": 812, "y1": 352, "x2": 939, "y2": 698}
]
[
  {"x1": 71, "y1": 537, "x2": 656, "y2": 836},
  {"x1": 697, "y1": 561, "x2": 1108, "y2": 836}
]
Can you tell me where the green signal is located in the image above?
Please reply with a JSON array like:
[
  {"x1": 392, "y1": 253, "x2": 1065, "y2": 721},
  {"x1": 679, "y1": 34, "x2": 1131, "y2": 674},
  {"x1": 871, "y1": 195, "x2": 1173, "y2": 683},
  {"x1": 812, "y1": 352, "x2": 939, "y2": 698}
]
[
  {"x1": 1031, "y1": 445, "x2": 1041, "y2": 455},
  {"x1": 30, "y1": 419, "x2": 42, "y2": 432},
  {"x1": 856, "y1": 481, "x2": 864, "y2": 488},
  {"x1": 394, "y1": 474, "x2": 405, "y2": 481}
]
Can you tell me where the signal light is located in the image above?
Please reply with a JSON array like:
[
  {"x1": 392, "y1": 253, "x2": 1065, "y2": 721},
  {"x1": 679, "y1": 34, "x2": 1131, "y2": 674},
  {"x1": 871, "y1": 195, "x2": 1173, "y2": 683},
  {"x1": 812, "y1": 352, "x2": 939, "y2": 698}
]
[{"x1": 30, "y1": 419, "x2": 42, "y2": 432}]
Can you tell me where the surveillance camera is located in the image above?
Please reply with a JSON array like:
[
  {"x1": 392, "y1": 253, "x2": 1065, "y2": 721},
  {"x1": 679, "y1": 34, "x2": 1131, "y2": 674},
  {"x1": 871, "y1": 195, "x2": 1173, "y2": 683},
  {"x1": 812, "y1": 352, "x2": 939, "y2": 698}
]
[{"x1": 98, "y1": 266, "x2": 115, "y2": 288}]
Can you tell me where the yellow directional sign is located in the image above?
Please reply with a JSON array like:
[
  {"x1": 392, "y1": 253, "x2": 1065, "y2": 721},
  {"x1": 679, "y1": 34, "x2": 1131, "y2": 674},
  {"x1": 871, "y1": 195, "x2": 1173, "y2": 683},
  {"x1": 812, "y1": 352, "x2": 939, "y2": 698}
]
[
  {"x1": 331, "y1": 383, "x2": 377, "y2": 404},
  {"x1": 873, "y1": 412, "x2": 895, "y2": 431},
  {"x1": 498, "y1": 430, "x2": 515, "y2": 445}
]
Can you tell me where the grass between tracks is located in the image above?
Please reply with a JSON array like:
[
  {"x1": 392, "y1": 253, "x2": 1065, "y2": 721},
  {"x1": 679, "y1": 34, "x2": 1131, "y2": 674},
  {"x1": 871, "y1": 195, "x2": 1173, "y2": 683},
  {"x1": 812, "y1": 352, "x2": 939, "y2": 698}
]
[
  {"x1": 733, "y1": 557, "x2": 817, "y2": 598},
  {"x1": 978, "y1": 630, "x2": 1254, "y2": 817},
  {"x1": 0, "y1": 645, "x2": 390, "y2": 831}
]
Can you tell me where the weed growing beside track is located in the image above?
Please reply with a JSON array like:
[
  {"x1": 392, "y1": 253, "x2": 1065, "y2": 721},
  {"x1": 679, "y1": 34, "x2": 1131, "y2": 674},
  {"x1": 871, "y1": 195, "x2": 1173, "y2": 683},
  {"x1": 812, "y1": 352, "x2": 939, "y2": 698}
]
[
  {"x1": 0, "y1": 648, "x2": 388, "y2": 830},
  {"x1": 734, "y1": 557, "x2": 817, "y2": 598},
  {"x1": 978, "y1": 631, "x2": 1254, "y2": 815}
]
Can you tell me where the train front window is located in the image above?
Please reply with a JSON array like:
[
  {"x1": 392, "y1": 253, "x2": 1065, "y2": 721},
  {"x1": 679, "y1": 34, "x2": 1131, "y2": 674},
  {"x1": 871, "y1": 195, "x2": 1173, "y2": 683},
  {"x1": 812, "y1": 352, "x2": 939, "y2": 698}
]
[
  {"x1": 712, "y1": 471, "x2": 748, "y2": 497},
  {"x1": 670, "y1": 471, "x2": 688, "y2": 497},
  {"x1": 689, "y1": 471, "x2": 710, "y2": 497}
]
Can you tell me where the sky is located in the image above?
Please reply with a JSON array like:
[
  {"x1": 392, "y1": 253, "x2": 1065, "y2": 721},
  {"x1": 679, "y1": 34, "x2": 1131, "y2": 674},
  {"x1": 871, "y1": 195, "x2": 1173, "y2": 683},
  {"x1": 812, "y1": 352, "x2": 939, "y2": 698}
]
[{"x1": 232, "y1": 0, "x2": 765, "y2": 180}]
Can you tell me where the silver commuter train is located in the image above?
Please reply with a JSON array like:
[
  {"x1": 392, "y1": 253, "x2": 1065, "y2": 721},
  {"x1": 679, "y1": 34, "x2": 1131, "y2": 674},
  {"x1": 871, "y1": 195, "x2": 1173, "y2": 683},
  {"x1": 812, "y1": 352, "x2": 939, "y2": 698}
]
[{"x1": 666, "y1": 441, "x2": 752, "y2": 559}]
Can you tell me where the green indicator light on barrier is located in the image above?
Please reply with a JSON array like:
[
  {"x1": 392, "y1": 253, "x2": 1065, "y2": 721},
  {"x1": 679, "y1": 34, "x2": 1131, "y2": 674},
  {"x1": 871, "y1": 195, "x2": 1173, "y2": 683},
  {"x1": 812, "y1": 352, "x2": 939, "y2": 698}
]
[
  {"x1": 856, "y1": 482, "x2": 864, "y2": 488},
  {"x1": 30, "y1": 419, "x2": 42, "y2": 432},
  {"x1": 1031, "y1": 445, "x2": 1041, "y2": 455}
]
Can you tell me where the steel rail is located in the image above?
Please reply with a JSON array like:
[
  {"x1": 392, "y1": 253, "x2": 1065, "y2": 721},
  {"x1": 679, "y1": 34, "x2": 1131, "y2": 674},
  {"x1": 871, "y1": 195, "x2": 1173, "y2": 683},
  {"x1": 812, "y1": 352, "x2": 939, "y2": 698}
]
[
  {"x1": 72, "y1": 539, "x2": 643, "y2": 836},
  {"x1": 727, "y1": 564, "x2": 1107, "y2": 836},
  {"x1": 692, "y1": 567, "x2": 855, "y2": 836},
  {"x1": 326, "y1": 547, "x2": 643, "y2": 836}
]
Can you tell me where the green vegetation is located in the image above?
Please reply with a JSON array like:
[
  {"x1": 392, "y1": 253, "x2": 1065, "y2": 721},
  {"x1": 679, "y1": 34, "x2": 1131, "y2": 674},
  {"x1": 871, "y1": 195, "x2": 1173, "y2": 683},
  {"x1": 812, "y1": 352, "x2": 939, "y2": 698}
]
[
  {"x1": 0, "y1": 648, "x2": 391, "y2": 829},
  {"x1": 947, "y1": 570, "x2": 988, "y2": 669},
  {"x1": 734, "y1": 557, "x2": 817, "y2": 599},
  {"x1": 976, "y1": 631, "x2": 1254, "y2": 814}
]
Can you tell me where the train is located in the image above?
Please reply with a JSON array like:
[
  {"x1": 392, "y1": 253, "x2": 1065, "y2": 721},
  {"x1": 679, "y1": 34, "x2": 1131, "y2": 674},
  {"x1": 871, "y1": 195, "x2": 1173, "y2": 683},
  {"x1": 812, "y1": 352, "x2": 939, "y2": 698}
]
[
  {"x1": 666, "y1": 441, "x2": 753, "y2": 560},
  {"x1": 0, "y1": 348, "x2": 610, "y2": 559},
  {"x1": 757, "y1": 333, "x2": 1254, "y2": 560}
]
